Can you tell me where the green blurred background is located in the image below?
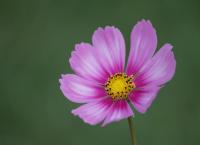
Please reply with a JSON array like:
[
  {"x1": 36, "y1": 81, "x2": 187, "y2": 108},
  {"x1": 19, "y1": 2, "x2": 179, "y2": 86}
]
[{"x1": 1, "y1": 0, "x2": 200, "y2": 145}]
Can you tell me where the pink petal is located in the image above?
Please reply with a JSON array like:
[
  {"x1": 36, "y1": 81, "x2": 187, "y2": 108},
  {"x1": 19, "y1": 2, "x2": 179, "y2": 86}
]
[
  {"x1": 130, "y1": 44, "x2": 176, "y2": 113},
  {"x1": 59, "y1": 74, "x2": 106, "y2": 103},
  {"x1": 129, "y1": 86, "x2": 160, "y2": 113},
  {"x1": 126, "y1": 19, "x2": 157, "y2": 76},
  {"x1": 72, "y1": 98, "x2": 113, "y2": 125},
  {"x1": 69, "y1": 43, "x2": 109, "y2": 84},
  {"x1": 92, "y1": 26, "x2": 126, "y2": 74},
  {"x1": 102, "y1": 100, "x2": 133, "y2": 126},
  {"x1": 135, "y1": 43, "x2": 176, "y2": 87}
]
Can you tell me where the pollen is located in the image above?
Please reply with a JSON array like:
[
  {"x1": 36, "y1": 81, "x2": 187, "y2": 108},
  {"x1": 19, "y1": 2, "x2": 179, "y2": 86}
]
[{"x1": 104, "y1": 73, "x2": 136, "y2": 100}]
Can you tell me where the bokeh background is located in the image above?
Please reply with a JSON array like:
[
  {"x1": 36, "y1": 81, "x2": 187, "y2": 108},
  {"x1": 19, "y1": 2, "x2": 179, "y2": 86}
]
[{"x1": 1, "y1": 0, "x2": 200, "y2": 145}]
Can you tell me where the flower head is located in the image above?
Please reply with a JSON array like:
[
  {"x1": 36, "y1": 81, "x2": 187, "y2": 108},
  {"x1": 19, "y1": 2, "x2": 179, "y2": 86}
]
[{"x1": 59, "y1": 19, "x2": 176, "y2": 126}]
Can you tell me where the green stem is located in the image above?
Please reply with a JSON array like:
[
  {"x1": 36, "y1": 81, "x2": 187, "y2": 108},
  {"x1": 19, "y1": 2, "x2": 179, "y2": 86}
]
[{"x1": 128, "y1": 117, "x2": 137, "y2": 145}]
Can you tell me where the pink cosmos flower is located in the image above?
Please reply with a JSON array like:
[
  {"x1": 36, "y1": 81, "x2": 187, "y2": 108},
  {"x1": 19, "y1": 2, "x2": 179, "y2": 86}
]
[{"x1": 59, "y1": 19, "x2": 176, "y2": 126}]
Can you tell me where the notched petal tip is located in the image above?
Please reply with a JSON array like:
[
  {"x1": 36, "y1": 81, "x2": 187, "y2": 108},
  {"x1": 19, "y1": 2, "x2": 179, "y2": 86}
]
[
  {"x1": 59, "y1": 74, "x2": 66, "y2": 84},
  {"x1": 136, "y1": 19, "x2": 153, "y2": 27},
  {"x1": 96, "y1": 25, "x2": 116, "y2": 30},
  {"x1": 136, "y1": 19, "x2": 157, "y2": 36},
  {"x1": 93, "y1": 26, "x2": 122, "y2": 37},
  {"x1": 163, "y1": 43, "x2": 173, "y2": 50},
  {"x1": 59, "y1": 78, "x2": 63, "y2": 84},
  {"x1": 71, "y1": 109, "x2": 78, "y2": 116}
]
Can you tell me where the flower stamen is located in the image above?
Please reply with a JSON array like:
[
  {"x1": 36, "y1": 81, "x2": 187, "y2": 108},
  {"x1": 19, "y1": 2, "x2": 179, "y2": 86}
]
[{"x1": 105, "y1": 73, "x2": 135, "y2": 100}]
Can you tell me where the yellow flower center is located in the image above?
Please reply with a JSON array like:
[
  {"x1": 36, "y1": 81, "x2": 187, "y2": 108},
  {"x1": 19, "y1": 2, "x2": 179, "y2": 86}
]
[{"x1": 105, "y1": 73, "x2": 136, "y2": 100}]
